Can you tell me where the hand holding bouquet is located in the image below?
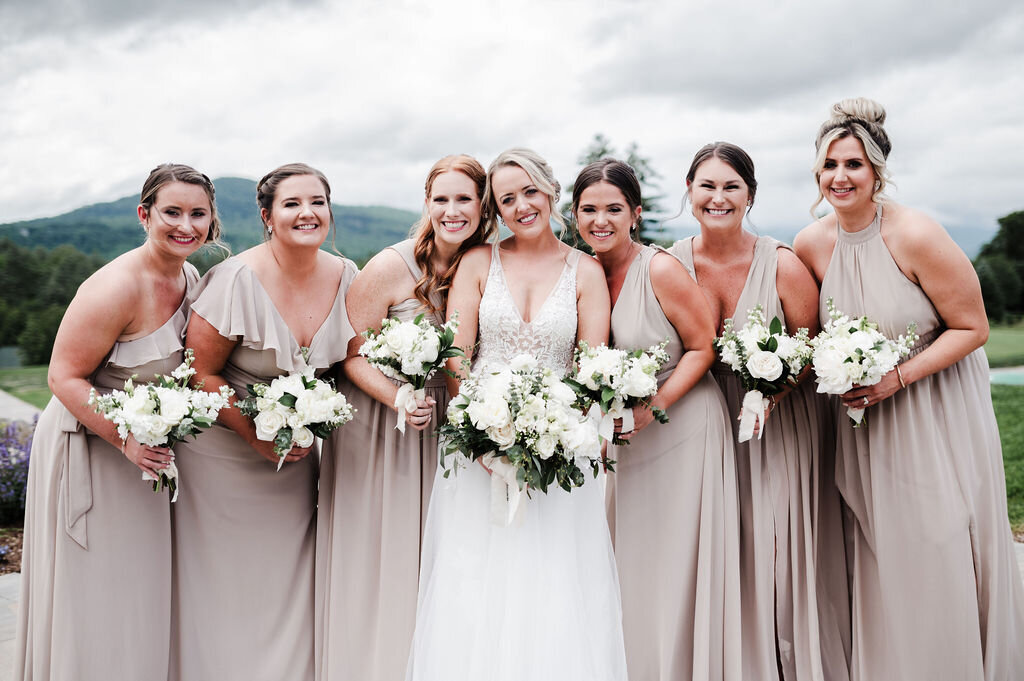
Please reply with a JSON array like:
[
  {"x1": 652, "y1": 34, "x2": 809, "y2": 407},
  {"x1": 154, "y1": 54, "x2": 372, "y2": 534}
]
[
  {"x1": 359, "y1": 312, "x2": 463, "y2": 433},
  {"x1": 564, "y1": 341, "x2": 670, "y2": 445},
  {"x1": 439, "y1": 354, "x2": 601, "y2": 525},
  {"x1": 810, "y1": 298, "x2": 918, "y2": 426},
  {"x1": 715, "y1": 305, "x2": 813, "y2": 442},
  {"x1": 236, "y1": 368, "x2": 354, "y2": 470},
  {"x1": 89, "y1": 348, "x2": 234, "y2": 500}
]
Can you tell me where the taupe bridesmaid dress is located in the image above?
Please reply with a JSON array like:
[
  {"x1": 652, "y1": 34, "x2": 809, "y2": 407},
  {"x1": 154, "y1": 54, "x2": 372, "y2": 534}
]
[
  {"x1": 170, "y1": 256, "x2": 356, "y2": 681},
  {"x1": 315, "y1": 239, "x2": 450, "y2": 681},
  {"x1": 819, "y1": 205, "x2": 1024, "y2": 680},
  {"x1": 673, "y1": 236, "x2": 851, "y2": 681},
  {"x1": 16, "y1": 264, "x2": 199, "y2": 681},
  {"x1": 607, "y1": 245, "x2": 743, "y2": 681}
]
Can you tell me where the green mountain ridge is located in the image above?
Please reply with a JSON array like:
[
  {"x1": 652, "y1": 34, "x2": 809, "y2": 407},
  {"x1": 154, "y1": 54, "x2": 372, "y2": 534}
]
[{"x1": 0, "y1": 177, "x2": 422, "y2": 267}]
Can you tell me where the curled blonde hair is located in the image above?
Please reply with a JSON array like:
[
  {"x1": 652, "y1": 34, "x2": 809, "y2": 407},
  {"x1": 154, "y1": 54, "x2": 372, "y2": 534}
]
[
  {"x1": 410, "y1": 155, "x2": 494, "y2": 314},
  {"x1": 482, "y1": 148, "x2": 565, "y2": 236},
  {"x1": 811, "y1": 97, "x2": 893, "y2": 215}
]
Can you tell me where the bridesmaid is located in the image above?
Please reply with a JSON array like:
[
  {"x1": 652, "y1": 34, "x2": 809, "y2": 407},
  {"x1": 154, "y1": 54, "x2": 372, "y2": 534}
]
[
  {"x1": 794, "y1": 97, "x2": 1024, "y2": 680},
  {"x1": 172, "y1": 164, "x2": 357, "y2": 681},
  {"x1": 573, "y1": 158, "x2": 743, "y2": 681},
  {"x1": 669, "y1": 142, "x2": 849, "y2": 681},
  {"x1": 16, "y1": 164, "x2": 217, "y2": 680},
  {"x1": 315, "y1": 154, "x2": 493, "y2": 681}
]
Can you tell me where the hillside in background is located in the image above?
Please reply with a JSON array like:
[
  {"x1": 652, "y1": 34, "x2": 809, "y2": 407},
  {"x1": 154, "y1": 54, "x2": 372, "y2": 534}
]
[{"x1": 0, "y1": 177, "x2": 421, "y2": 267}]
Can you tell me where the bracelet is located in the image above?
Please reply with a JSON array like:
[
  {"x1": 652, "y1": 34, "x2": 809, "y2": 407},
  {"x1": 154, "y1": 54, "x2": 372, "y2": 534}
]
[
  {"x1": 895, "y1": 364, "x2": 907, "y2": 390},
  {"x1": 120, "y1": 437, "x2": 128, "y2": 454},
  {"x1": 768, "y1": 395, "x2": 776, "y2": 410}
]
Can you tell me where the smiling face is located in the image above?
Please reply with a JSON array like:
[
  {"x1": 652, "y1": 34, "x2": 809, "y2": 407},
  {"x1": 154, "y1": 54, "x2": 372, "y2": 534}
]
[
  {"x1": 688, "y1": 157, "x2": 750, "y2": 231},
  {"x1": 427, "y1": 170, "x2": 482, "y2": 249},
  {"x1": 576, "y1": 181, "x2": 640, "y2": 255},
  {"x1": 819, "y1": 134, "x2": 876, "y2": 210},
  {"x1": 490, "y1": 164, "x2": 552, "y2": 237},
  {"x1": 139, "y1": 180, "x2": 212, "y2": 257},
  {"x1": 261, "y1": 174, "x2": 332, "y2": 249}
]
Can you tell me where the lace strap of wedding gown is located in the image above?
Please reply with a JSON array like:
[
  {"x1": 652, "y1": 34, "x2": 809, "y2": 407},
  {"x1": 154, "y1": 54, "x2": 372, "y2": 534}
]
[{"x1": 473, "y1": 242, "x2": 580, "y2": 377}]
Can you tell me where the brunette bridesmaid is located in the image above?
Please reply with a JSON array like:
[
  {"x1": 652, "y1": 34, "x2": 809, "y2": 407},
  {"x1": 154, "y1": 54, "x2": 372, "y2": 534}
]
[
  {"x1": 171, "y1": 164, "x2": 357, "y2": 681},
  {"x1": 315, "y1": 154, "x2": 493, "y2": 681},
  {"x1": 574, "y1": 158, "x2": 743, "y2": 681},
  {"x1": 794, "y1": 98, "x2": 1024, "y2": 680},
  {"x1": 16, "y1": 164, "x2": 217, "y2": 680},
  {"x1": 670, "y1": 142, "x2": 850, "y2": 681}
]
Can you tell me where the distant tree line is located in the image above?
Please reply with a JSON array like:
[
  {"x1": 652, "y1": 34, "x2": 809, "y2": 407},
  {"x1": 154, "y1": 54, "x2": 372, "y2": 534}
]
[
  {"x1": 0, "y1": 239, "x2": 105, "y2": 365},
  {"x1": 975, "y1": 210, "x2": 1024, "y2": 322}
]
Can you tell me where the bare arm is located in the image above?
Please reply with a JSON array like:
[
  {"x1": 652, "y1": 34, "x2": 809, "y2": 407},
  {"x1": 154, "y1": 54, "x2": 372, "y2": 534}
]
[
  {"x1": 187, "y1": 313, "x2": 312, "y2": 464},
  {"x1": 443, "y1": 246, "x2": 490, "y2": 396},
  {"x1": 622, "y1": 252, "x2": 716, "y2": 438},
  {"x1": 48, "y1": 266, "x2": 174, "y2": 477},
  {"x1": 575, "y1": 255, "x2": 610, "y2": 347}
]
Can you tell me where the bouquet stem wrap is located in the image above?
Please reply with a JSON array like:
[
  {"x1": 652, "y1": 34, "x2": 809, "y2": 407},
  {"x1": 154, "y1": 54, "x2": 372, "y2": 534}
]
[
  {"x1": 483, "y1": 453, "x2": 523, "y2": 526},
  {"x1": 738, "y1": 390, "x2": 769, "y2": 443},
  {"x1": 142, "y1": 458, "x2": 180, "y2": 502},
  {"x1": 393, "y1": 384, "x2": 426, "y2": 435}
]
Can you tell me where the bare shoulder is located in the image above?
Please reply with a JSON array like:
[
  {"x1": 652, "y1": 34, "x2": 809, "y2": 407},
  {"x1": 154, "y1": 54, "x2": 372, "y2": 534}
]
[
  {"x1": 776, "y1": 245, "x2": 817, "y2": 286},
  {"x1": 76, "y1": 251, "x2": 142, "y2": 307},
  {"x1": 793, "y1": 215, "x2": 834, "y2": 254},
  {"x1": 574, "y1": 249, "x2": 604, "y2": 280},
  {"x1": 649, "y1": 248, "x2": 689, "y2": 285},
  {"x1": 459, "y1": 243, "x2": 493, "y2": 273},
  {"x1": 884, "y1": 203, "x2": 951, "y2": 246}
]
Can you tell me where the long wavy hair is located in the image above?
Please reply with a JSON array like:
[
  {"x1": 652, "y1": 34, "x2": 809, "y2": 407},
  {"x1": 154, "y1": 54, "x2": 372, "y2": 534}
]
[{"x1": 410, "y1": 155, "x2": 493, "y2": 314}]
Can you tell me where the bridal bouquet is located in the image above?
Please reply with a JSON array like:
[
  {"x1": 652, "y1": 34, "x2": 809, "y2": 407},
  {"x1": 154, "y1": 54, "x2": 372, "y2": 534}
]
[
  {"x1": 359, "y1": 312, "x2": 462, "y2": 433},
  {"x1": 236, "y1": 368, "x2": 354, "y2": 470},
  {"x1": 716, "y1": 305, "x2": 813, "y2": 442},
  {"x1": 811, "y1": 298, "x2": 918, "y2": 426},
  {"x1": 88, "y1": 349, "x2": 233, "y2": 501},
  {"x1": 564, "y1": 340, "x2": 670, "y2": 445},
  {"x1": 439, "y1": 354, "x2": 601, "y2": 525}
]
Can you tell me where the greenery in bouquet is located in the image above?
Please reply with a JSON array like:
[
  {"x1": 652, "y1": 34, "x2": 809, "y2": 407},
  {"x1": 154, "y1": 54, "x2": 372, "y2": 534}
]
[{"x1": 236, "y1": 368, "x2": 354, "y2": 470}]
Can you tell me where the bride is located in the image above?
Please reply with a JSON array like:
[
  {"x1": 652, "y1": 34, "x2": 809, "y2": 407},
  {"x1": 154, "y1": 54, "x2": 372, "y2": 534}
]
[{"x1": 406, "y1": 148, "x2": 628, "y2": 680}]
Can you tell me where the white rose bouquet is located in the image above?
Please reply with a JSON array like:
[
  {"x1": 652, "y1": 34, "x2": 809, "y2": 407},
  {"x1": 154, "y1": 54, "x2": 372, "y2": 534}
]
[
  {"x1": 810, "y1": 298, "x2": 918, "y2": 426},
  {"x1": 358, "y1": 312, "x2": 463, "y2": 433},
  {"x1": 715, "y1": 305, "x2": 813, "y2": 442},
  {"x1": 438, "y1": 354, "x2": 602, "y2": 525},
  {"x1": 236, "y1": 368, "x2": 355, "y2": 470},
  {"x1": 89, "y1": 348, "x2": 234, "y2": 501},
  {"x1": 564, "y1": 340, "x2": 670, "y2": 445}
]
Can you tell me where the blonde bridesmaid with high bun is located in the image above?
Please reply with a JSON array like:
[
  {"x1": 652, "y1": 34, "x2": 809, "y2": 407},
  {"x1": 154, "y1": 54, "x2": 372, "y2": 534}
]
[
  {"x1": 16, "y1": 164, "x2": 218, "y2": 681},
  {"x1": 795, "y1": 98, "x2": 1024, "y2": 680},
  {"x1": 315, "y1": 154, "x2": 493, "y2": 681}
]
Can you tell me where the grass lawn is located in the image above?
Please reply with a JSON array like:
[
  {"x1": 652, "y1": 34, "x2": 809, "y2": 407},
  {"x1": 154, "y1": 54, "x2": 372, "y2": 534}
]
[
  {"x1": 986, "y1": 321, "x2": 1024, "y2": 368},
  {"x1": 994, "y1": 384, "x2": 1024, "y2": 533},
  {"x1": 0, "y1": 365, "x2": 51, "y2": 410}
]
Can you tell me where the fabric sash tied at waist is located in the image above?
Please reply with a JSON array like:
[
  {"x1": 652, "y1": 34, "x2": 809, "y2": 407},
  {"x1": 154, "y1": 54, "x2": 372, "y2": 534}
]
[{"x1": 57, "y1": 403, "x2": 93, "y2": 550}]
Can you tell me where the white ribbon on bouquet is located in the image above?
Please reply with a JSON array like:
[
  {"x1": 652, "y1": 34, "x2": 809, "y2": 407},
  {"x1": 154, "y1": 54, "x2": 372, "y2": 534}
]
[
  {"x1": 482, "y1": 453, "x2": 524, "y2": 527},
  {"x1": 738, "y1": 390, "x2": 769, "y2": 443},
  {"x1": 586, "y1": 403, "x2": 634, "y2": 442},
  {"x1": 394, "y1": 383, "x2": 426, "y2": 434},
  {"x1": 142, "y1": 458, "x2": 180, "y2": 502}
]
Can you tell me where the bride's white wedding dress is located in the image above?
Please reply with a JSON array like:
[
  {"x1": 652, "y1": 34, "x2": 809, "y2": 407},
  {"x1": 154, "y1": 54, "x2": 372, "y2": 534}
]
[{"x1": 406, "y1": 244, "x2": 628, "y2": 681}]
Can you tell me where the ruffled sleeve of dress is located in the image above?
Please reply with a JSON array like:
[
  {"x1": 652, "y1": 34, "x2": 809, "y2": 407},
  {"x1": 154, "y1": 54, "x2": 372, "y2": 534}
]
[{"x1": 190, "y1": 258, "x2": 308, "y2": 374}]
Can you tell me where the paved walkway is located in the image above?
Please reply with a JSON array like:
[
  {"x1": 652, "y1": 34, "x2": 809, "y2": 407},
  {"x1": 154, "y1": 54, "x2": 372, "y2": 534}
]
[
  {"x1": 0, "y1": 390, "x2": 40, "y2": 424},
  {"x1": 2, "y1": 544, "x2": 1024, "y2": 677}
]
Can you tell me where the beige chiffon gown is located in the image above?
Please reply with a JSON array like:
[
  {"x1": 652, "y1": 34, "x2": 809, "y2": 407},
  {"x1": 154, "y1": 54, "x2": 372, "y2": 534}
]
[
  {"x1": 315, "y1": 239, "x2": 450, "y2": 681},
  {"x1": 607, "y1": 245, "x2": 743, "y2": 681},
  {"x1": 170, "y1": 256, "x2": 357, "y2": 681},
  {"x1": 673, "y1": 236, "x2": 851, "y2": 681},
  {"x1": 819, "y1": 205, "x2": 1024, "y2": 680},
  {"x1": 15, "y1": 264, "x2": 199, "y2": 681}
]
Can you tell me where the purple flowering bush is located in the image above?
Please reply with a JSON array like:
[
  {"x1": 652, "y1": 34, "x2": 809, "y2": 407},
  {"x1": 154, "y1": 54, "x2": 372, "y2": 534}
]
[{"x1": 0, "y1": 417, "x2": 34, "y2": 525}]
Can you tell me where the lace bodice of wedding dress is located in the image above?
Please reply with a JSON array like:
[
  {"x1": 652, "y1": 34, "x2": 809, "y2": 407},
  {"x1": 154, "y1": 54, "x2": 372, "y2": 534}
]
[{"x1": 472, "y1": 242, "x2": 579, "y2": 377}]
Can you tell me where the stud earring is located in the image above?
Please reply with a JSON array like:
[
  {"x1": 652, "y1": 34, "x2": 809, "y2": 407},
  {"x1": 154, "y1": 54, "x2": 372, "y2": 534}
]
[{"x1": 267, "y1": 225, "x2": 273, "y2": 236}]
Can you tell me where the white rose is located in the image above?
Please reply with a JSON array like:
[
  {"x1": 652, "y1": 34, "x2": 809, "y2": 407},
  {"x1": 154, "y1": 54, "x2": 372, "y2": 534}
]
[
  {"x1": 254, "y1": 408, "x2": 287, "y2": 441},
  {"x1": 536, "y1": 433, "x2": 558, "y2": 459},
  {"x1": 773, "y1": 335, "x2": 799, "y2": 362},
  {"x1": 746, "y1": 350, "x2": 784, "y2": 381},
  {"x1": 384, "y1": 322, "x2": 420, "y2": 356},
  {"x1": 466, "y1": 397, "x2": 511, "y2": 430},
  {"x1": 812, "y1": 345, "x2": 854, "y2": 394},
  {"x1": 124, "y1": 389, "x2": 157, "y2": 418},
  {"x1": 487, "y1": 422, "x2": 517, "y2": 450},
  {"x1": 275, "y1": 373, "x2": 308, "y2": 399},
  {"x1": 509, "y1": 354, "x2": 538, "y2": 371},
  {"x1": 848, "y1": 330, "x2": 878, "y2": 353},
  {"x1": 292, "y1": 425, "x2": 315, "y2": 448},
  {"x1": 738, "y1": 325, "x2": 768, "y2": 351},
  {"x1": 619, "y1": 364, "x2": 657, "y2": 398},
  {"x1": 154, "y1": 386, "x2": 191, "y2": 423}
]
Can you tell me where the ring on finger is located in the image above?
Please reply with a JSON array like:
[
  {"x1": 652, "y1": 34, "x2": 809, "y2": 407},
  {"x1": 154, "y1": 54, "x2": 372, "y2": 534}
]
[{"x1": 862, "y1": 396, "x2": 869, "y2": 406}]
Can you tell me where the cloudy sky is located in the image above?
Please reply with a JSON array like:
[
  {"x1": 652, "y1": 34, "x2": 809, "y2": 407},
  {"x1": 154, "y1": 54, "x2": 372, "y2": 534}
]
[{"x1": 1, "y1": 0, "x2": 1022, "y2": 241}]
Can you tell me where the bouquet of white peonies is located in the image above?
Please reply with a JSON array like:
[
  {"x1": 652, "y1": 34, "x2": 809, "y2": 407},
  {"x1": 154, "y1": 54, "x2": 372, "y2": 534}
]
[
  {"x1": 810, "y1": 298, "x2": 918, "y2": 426},
  {"x1": 439, "y1": 354, "x2": 602, "y2": 525},
  {"x1": 358, "y1": 312, "x2": 463, "y2": 433},
  {"x1": 236, "y1": 368, "x2": 354, "y2": 470},
  {"x1": 564, "y1": 340, "x2": 670, "y2": 445},
  {"x1": 89, "y1": 348, "x2": 234, "y2": 501},
  {"x1": 716, "y1": 305, "x2": 813, "y2": 442}
]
